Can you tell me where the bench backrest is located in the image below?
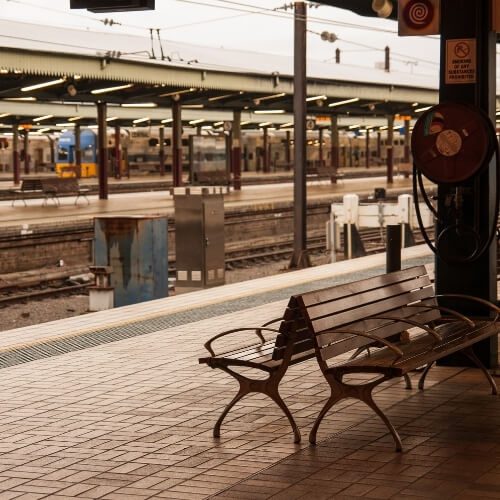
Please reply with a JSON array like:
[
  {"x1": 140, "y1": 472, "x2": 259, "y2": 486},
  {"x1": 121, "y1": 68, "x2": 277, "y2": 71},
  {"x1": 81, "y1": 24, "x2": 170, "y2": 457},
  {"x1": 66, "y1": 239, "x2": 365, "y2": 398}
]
[
  {"x1": 21, "y1": 178, "x2": 43, "y2": 191},
  {"x1": 41, "y1": 177, "x2": 79, "y2": 193},
  {"x1": 292, "y1": 266, "x2": 440, "y2": 363}
]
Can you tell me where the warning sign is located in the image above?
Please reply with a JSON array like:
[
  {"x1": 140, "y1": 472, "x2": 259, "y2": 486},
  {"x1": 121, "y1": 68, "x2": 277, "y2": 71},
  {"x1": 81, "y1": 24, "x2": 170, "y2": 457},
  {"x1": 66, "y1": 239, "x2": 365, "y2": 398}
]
[{"x1": 446, "y1": 39, "x2": 477, "y2": 85}]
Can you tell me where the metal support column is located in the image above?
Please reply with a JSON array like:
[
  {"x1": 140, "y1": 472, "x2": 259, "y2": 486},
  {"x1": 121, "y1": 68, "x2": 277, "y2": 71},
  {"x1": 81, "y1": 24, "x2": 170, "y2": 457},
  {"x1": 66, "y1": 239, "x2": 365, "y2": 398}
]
[
  {"x1": 262, "y1": 126, "x2": 269, "y2": 173},
  {"x1": 386, "y1": 114, "x2": 394, "y2": 184},
  {"x1": 232, "y1": 110, "x2": 242, "y2": 190},
  {"x1": 330, "y1": 114, "x2": 339, "y2": 183},
  {"x1": 114, "y1": 125, "x2": 121, "y2": 179},
  {"x1": 159, "y1": 126, "x2": 165, "y2": 176},
  {"x1": 365, "y1": 128, "x2": 370, "y2": 169},
  {"x1": 23, "y1": 129, "x2": 29, "y2": 175},
  {"x1": 285, "y1": 130, "x2": 292, "y2": 171},
  {"x1": 289, "y1": 1, "x2": 310, "y2": 269},
  {"x1": 96, "y1": 101, "x2": 108, "y2": 200},
  {"x1": 74, "y1": 123, "x2": 82, "y2": 178},
  {"x1": 377, "y1": 130, "x2": 382, "y2": 160},
  {"x1": 318, "y1": 127, "x2": 324, "y2": 168},
  {"x1": 172, "y1": 100, "x2": 182, "y2": 187},
  {"x1": 12, "y1": 125, "x2": 20, "y2": 185},
  {"x1": 436, "y1": 0, "x2": 497, "y2": 368},
  {"x1": 403, "y1": 118, "x2": 410, "y2": 163}
]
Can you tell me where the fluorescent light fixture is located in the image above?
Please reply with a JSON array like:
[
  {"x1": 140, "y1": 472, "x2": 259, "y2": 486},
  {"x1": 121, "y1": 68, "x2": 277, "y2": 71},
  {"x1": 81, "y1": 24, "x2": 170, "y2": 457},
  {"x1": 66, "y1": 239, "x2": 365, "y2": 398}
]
[
  {"x1": 254, "y1": 109, "x2": 285, "y2": 114},
  {"x1": 306, "y1": 95, "x2": 327, "y2": 102},
  {"x1": 240, "y1": 121, "x2": 250, "y2": 125},
  {"x1": 133, "y1": 117, "x2": 150, "y2": 124},
  {"x1": 91, "y1": 83, "x2": 134, "y2": 95},
  {"x1": 4, "y1": 97, "x2": 37, "y2": 101},
  {"x1": 349, "y1": 124, "x2": 361, "y2": 129},
  {"x1": 379, "y1": 125, "x2": 388, "y2": 130},
  {"x1": 201, "y1": 125, "x2": 212, "y2": 129},
  {"x1": 21, "y1": 78, "x2": 65, "y2": 92},
  {"x1": 88, "y1": 125, "x2": 99, "y2": 129},
  {"x1": 106, "y1": 116, "x2": 119, "y2": 122},
  {"x1": 412, "y1": 102, "x2": 419, "y2": 107},
  {"x1": 68, "y1": 116, "x2": 82, "y2": 122},
  {"x1": 189, "y1": 119, "x2": 204, "y2": 125},
  {"x1": 38, "y1": 127, "x2": 51, "y2": 133},
  {"x1": 328, "y1": 97, "x2": 360, "y2": 108},
  {"x1": 56, "y1": 123, "x2": 75, "y2": 127},
  {"x1": 121, "y1": 102, "x2": 157, "y2": 108},
  {"x1": 256, "y1": 92, "x2": 286, "y2": 102},
  {"x1": 280, "y1": 122, "x2": 293, "y2": 128},
  {"x1": 213, "y1": 121, "x2": 223, "y2": 126},
  {"x1": 159, "y1": 88, "x2": 196, "y2": 98},
  {"x1": 415, "y1": 105, "x2": 432, "y2": 113},
  {"x1": 161, "y1": 118, "x2": 173, "y2": 123},
  {"x1": 33, "y1": 114, "x2": 53, "y2": 122},
  {"x1": 0, "y1": 113, "x2": 10, "y2": 118},
  {"x1": 208, "y1": 93, "x2": 240, "y2": 102},
  {"x1": 183, "y1": 104, "x2": 204, "y2": 109},
  {"x1": 259, "y1": 122, "x2": 272, "y2": 127},
  {"x1": 0, "y1": 69, "x2": 8, "y2": 74}
]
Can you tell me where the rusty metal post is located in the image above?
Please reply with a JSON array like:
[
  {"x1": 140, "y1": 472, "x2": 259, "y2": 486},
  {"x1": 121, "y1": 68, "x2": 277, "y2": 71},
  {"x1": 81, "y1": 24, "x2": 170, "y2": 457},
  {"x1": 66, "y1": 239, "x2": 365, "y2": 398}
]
[
  {"x1": 159, "y1": 125, "x2": 165, "y2": 176},
  {"x1": 289, "y1": 0, "x2": 310, "y2": 269},
  {"x1": 96, "y1": 101, "x2": 108, "y2": 200},
  {"x1": 12, "y1": 124, "x2": 20, "y2": 185},
  {"x1": 172, "y1": 100, "x2": 182, "y2": 187},
  {"x1": 232, "y1": 110, "x2": 242, "y2": 190},
  {"x1": 386, "y1": 114, "x2": 394, "y2": 184},
  {"x1": 74, "y1": 123, "x2": 82, "y2": 178},
  {"x1": 23, "y1": 129, "x2": 29, "y2": 175}
]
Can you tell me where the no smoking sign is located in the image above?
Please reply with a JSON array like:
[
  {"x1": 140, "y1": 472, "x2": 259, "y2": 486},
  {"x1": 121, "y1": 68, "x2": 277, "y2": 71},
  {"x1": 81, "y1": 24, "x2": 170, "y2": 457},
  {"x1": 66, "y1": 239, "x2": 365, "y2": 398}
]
[{"x1": 398, "y1": 0, "x2": 440, "y2": 36}]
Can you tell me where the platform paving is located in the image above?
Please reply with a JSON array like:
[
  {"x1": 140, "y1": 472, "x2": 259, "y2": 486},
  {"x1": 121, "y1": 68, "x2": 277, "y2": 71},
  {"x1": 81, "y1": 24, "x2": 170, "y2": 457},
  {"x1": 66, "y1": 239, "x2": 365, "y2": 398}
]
[{"x1": 0, "y1": 253, "x2": 498, "y2": 499}]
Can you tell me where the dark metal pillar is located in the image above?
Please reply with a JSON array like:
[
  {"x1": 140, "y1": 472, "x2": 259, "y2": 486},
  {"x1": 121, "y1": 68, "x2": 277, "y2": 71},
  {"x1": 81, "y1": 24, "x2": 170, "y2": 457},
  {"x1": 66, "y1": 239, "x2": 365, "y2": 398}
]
[
  {"x1": 262, "y1": 126, "x2": 269, "y2": 173},
  {"x1": 365, "y1": 127, "x2": 370, "y2": 169},
  {"x1": 285, "y1": 130, "x2": 292, "y2": 171},
  {"x1": 74, "y1": 124, "x2": 82, "y2": 178},
  {"x1": 96, "y1": 101, "x2": 108, "y2": 200},
  {"x1": 172, "y1": 100, "x2": 182, "y2": 187},
  {"x1": 23, "y1": 129, "x2": 29, "y2": 175},
  {"x1": 436, "y1": 0, "x2": 497, "y2": 367},
  {"x1": 12, "y1": 125, "x2": 20, "y2": 185},
  {"x1": 159, "y1": 126, "x2": 165, "y2": 176},
  {"x1": 289, "y1": 0, "x2": 310, "y2": 269},
  {"x1": 377, "y1": 130, "x2": 382, "y2": 161},
  {"x1": 232, "y1": 110, "x2": 242, "y2": 190},
  {"x1": 403, "y1": 118, "x2": 411, "y2": 163},
  {"x1": 318, "y1": 127, "x2": 324, "y2": 168},
  {"x1": 114, "y1": 125, "x2": 121, "y2": 179},
  {"x1": 330, "y1": 115, "x2": 339, "y2": 183},
  {"x1": 386, "y1": 115, "x2": 394, "y2": 183}
]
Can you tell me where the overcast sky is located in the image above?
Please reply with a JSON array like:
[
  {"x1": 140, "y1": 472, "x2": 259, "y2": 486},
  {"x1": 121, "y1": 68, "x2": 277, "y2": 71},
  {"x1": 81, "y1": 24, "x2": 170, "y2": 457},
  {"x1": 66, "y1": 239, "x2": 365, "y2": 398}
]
[{"x1": 0, "y1": 0, "x2": 441, "y2": 75}]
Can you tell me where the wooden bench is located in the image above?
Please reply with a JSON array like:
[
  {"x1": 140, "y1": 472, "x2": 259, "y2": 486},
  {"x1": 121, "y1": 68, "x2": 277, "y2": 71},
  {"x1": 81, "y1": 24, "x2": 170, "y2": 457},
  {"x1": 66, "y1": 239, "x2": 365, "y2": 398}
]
[
  {"x1": 10, "y1": 178, "x2": 44, "y2": 206},
  {"x1": 199, "y1": 316, "x2": 316, "y2": 443},
  {"x1": 40, "y1": 178, "x2": 90, "y2": 205},
  {"x1": 290, "y1": 265, "x2": 500, "y2": 451}
]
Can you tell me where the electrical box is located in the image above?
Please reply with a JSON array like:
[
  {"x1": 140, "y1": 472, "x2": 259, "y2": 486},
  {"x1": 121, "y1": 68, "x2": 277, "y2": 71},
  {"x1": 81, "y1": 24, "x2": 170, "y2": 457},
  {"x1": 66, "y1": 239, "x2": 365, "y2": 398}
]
[
  {"x1": 174, "y1": 187, "x2": 225, "y2": 293},
  {"x1": 70, "y1": 0, "x2": 154, "y2": 12}
]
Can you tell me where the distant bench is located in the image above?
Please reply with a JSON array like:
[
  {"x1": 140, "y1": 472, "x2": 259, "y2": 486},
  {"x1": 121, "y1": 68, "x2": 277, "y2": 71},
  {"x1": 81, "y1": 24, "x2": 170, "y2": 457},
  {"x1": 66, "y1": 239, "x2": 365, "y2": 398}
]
[{"x1": 11, "y1": 177, "x2": 90, "y2": 206}]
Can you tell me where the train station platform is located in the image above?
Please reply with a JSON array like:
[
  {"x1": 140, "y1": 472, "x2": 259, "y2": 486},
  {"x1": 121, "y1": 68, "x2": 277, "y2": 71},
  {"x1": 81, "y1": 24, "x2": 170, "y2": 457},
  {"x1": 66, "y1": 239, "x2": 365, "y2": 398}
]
[{"x1": 1, "y1": 245, "x2": 499, "y2": 499}]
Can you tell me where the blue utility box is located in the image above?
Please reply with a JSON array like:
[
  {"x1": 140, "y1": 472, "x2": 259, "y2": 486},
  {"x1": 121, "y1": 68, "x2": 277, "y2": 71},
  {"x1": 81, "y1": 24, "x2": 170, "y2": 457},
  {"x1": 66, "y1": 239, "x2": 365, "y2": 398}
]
[{"x1": 94, "y1": 216, "x2": 168, "y2": 307}]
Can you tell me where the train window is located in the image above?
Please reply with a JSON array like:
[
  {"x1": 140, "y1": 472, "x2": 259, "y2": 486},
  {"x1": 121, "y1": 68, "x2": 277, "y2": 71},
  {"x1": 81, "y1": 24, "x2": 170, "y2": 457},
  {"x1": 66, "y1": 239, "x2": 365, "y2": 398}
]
[
  {"x1": 182, "y1": 138, "x2": 189, "y2": 147},
  {"x1": 148, "y1": 138, "x2": 159, "y2": 147},
  {"x1": 58, "y1": 147, "x2": 69, "y2": 160},
  {"x1": 165, "y1": 139, "x2": 172, "y2": 147}
]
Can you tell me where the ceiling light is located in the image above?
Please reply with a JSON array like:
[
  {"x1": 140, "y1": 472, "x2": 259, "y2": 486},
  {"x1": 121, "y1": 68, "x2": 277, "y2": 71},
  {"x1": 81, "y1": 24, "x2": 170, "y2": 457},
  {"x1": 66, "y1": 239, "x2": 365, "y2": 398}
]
[
  {"x1": 121, "y1": 103, "x2": 157, "y2": 108},
  {"x1": 240, "y1": 121, "x2": 250, "y2": 126},
  {"x1": 56, "y1": 123, "x2": 75, "y2": 127},
  {"x1": 183, "y1": 104, "x2": 204, "y2": 109},
  {"x1": 189, "y1": 119, "x2": 204, "y2": 125},
  {"x1": 259, "y1": 122, "x2": 272, "y2": 127},
  {"x1": 201, "y1": 125, "x2": 212, "y2": 129},
  {"x1": 68, "y1": 116, "x2": 82, "y2": 122},
  {"x1": 213, "y1": 121, "x2": 223, "y2": 126},
  {"x1": 133, "y1": 117, "x2": 150, "y2": 124},
  {"x1": 0, "y1": 113, "x2": 10, "y2": 119},
  {"x1": 349, "y1": 124, "x2": 361, "y2": 129},
  {"x1": 21, "y1": 78, "x2": 66, "y2": 92},
  {"x1": 415, "y1": 106, "x2": 432, "y2": 113},
  {"x1": 91, "y1": 83, "x2": 134, "y2": 95},
  {"x1": 38, "y1": 127, "x2": 51, "y2": 133},
  {"x1": 33, "y1": 114, "x2": 53, "y2": 122},
  {"x1": 161, "y1": 118, "x2": 173, "y2": 123},
  {"x1": 106, "y1": 116, "x2": 119, "y2": 122},
  {"x1": 255, "y1": 93, "x2": 286, "y2": 103},
  {"x1": 412, "y1": 102, "x2": 419, "y2": 107},
  {"x1": 306, "y1": 95, "x2": 327, "y2": 102},
  {"x1": 328, "y1": 97, "x2": 360, "y2": 108},
  {"x1": 4, "y1": 97, "x2": 37, "y2": 101},
  {"x1": 280, "y1": 122, "x2": 293, "y2": 128},
  {"x1": 254, "y1": 110, "x2": 285, "y2": 114},
  {"x1": 159, "y1": 88, "x2": 196, "y2": 98},
  {"x1": 379, "y1": 125, "x2": 388, "y2": 130}
]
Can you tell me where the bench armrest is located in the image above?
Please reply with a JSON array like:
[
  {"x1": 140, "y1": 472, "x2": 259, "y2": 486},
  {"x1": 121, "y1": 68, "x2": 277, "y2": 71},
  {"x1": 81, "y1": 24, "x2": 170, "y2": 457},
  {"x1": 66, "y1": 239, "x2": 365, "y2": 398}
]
[
  {"x1": 433, "y1": 294, "x2": 500, "y2": 320},
  {"x1": 204, "y1": 326, "x2": 282, "y2": 357},
  {"x1": 323, "y1": 329, "x2": 404, "y2": 359},
  {"x1": 369, "y1": 316, "x2": 443, "y2": 343},
  {"x1": 406, "y1": 304, "x2": 475, "y2": 327}
]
